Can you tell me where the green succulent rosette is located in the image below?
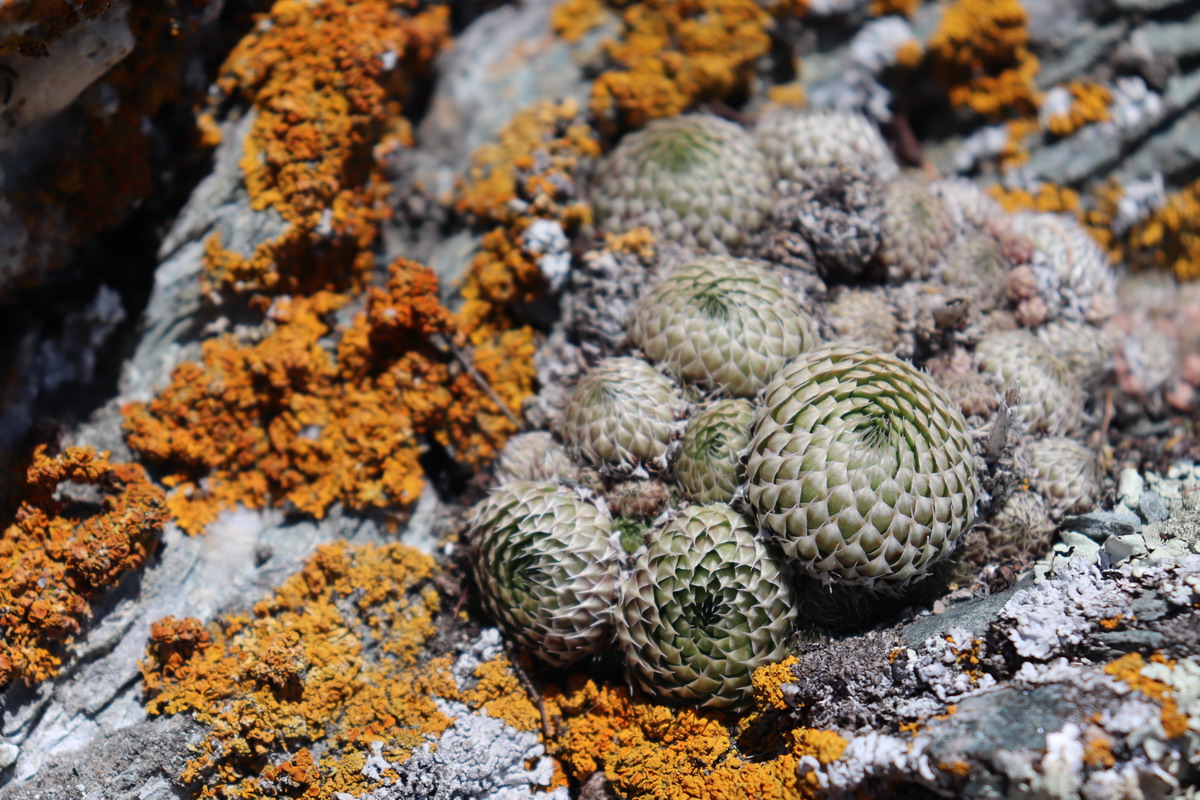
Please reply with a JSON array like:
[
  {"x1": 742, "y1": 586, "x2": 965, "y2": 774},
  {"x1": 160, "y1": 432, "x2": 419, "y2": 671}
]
[
  {"x1": 629, "y1": 257, "x2": 818, "y2": 397},
  {"x1": 617, "y1": 504, "x2": 796, "y2": 710},
  {"x1": 559, "y1": 357, "x2": 688, "y2": 476},
  {"x1": 468, "y1": 481, "x2": 620, "y2": 667},
  {"x1": 746, "y1": 344, "x2": 979, "y2": 587},
  {"x1": 591, "y1": 114, "x2": 773, "y2": 252},
  {"x1": 674, "y1": 398, "x2": 755, "y2": 504}
]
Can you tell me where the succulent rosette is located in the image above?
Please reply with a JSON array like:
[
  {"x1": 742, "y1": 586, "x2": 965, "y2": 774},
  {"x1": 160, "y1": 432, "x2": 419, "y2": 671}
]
[
  {"x1": 591, "y1": 114, "x2": 773, "y2": 252},
  {"x1": 468, "y1": 481, "x2": 620, "y2": 667},
  {"x1": 629, "y1": 256, "x2": 818, "y2": 397},
  {"x1": 617, "y1": 503, "x2": 796, "y2": 709},
  {"x1": 559, "y1": 356, "x2": 688, "y2": 476},
  {"x1": 746, "y1": 344, "x2": 979, "y2": 586},
  {"x1": 674, "y1": 398, "x2": 755, "y2": 504}
]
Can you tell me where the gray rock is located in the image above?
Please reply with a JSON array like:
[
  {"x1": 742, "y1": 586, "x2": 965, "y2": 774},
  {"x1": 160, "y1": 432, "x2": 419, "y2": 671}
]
[
  {"x1": 1061, "y1": 509, "x2": 1142, "y2": 541},
  {"x1": 1138, "y1": 490, "x2": 1170, "y2": 523}
]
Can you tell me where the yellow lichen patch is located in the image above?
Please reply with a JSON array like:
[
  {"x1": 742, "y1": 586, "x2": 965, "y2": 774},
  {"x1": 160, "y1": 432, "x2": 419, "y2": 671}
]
[
  {"x1": 767, "y1": 83, "x2": 807, "y2": 108},
  {"x1": 142, "y1": 542, "x2": 459, "y2": 799},
  {"x1": 124, "y1": 260, "x2": 532, "y2": 533},
  {"x1": 461, "y1": 657, "x2": 544, "y2": 733},
  {"x1": 938, "y1": 760, "x2": 972, "y2": 777},
  {"x1": 0, "y1": 446, "x2": 167, "y2": 688},
  {"x1": 987, "y1": 182, "x2": 1081, "y2": 214},
  {"x1": 751, "y1": 656, "x2": 799, "y2": 712},
  {"x1": 1104, "y1": 652, "x2": 1190, "y2": 741},
  {"x1": 1044, "y1": 80, "x2": 1112, "y2": 137},
  {"x1": 927, "y1": 0, "x2": 1040, "y2": 117},
  {"x1": 1119, "y1": 177, "x2": 1200, "y2": 281},
  {"x1": 544, "y1": 675, "x2": 845, "y2": 799},
  {"x1": 205, "y1": 0, "x2": 450, "y2": 295},
  {"x1": 552, "y1": 0, "x2": 787, "y2": 131},
  {"x1": 1083, "y1": 734, "x2": 1116, "y2": 767},
  {"x1": 456, "y1": 99, "x2": 599, "y2": 339},
  {"x1": 871, "y1": 0, "x2": 920, "y2": 17}
]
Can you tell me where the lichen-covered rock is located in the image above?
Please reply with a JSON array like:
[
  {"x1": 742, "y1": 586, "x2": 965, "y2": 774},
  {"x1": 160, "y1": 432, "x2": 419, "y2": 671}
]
[
  {"x1": 1027, "y1": 437, "x2": 1102, "y2": 518},
  {"x1": 879, "y1": 177, "x2": 956, "y2": 284},
  {"x1": 755, "y1": 108, "x2": 898, "y2": 181},
  {"x1": 616, "y1": 504, "x2": 796, "y2": 709},
  {"x1": 468, "y1": 481, "x2": 620, "y2": 667},
  {"x1": 591, "y1": 114, "x2": 772, "y2": 252},
  {"x1": 674, "y1": 398, "x2": 755, "y2": 504},
  {"x1": 629, "y1": 256, "x2": 818, "y2": 397},
  {"x1": 494, "y1": 432, "x2": 578, "y2": 484},
  {"x1": 746, "y1": 344, "x2": 979, "y2": 587},
  {"x1": 559, "y1": 356, "x2": 688, "y2": 476},
  {"x1": 976, "y1": 329, "x2": 1084, "y2": 436}
]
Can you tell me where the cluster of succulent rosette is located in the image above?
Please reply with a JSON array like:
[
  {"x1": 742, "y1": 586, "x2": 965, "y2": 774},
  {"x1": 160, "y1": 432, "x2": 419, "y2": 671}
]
[{"x1": 468, "y1": 110, "x2": 1116, "y2": 709}]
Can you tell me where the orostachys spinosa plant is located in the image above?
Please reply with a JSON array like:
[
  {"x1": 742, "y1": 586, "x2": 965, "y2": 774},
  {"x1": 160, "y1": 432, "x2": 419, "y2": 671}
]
[
  {"x1": 468, "y1": 481, "x2": 620, "y2": 667},
  {"x1": 467, "y1": 106, "x2": 1119, "y2": 708},
  {"x1": 617, "y1": 504, "x2": 796, "y2": 709}
]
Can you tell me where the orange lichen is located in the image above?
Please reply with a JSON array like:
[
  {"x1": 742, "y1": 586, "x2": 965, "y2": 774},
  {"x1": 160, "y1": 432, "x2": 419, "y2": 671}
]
[
  {"x1": 927, "y1": 0, "x2": 1040, "y2": 117},
  {"x1": 938, "y1": 760, "x2": 972, "y2": 777},
  {"x1": 1098, "y1": 615, "x2": 1125, "y2": 631},
  {"x1": 751, "y1": 656, "x2": 799, "y2": 712},
  {"x1": 142, "y1": 541, "x2": 458, "y2": 799},
  {"x1": 552, "y1": 0, "x2": 788, "y2": 131},
  {"x1": 1104, "y1": 652, "x2": 1190, "y2": 741},
  {"x1": 124, "y1": 259, "x2": 532, "y2": 533},
  {"x1": 1083, "y1": 735, "x2": 1116, "y2": 768},
  {"x1": 987, "y1": 182, "x2": 1081, "y2": 214},
  {"x1": 1044, "y1": 80, "x2": 1112, "y2": 137},
  {"x1": 767, "y1": 83, "x2": 807, "y2": 108},
  {"x1": 456, "y1": 98, "x2": 599, "y2": 338},
  {"x1": 871, "y1": 0, "x2": 919, "y2": 16},
  {"x1": 1120, "y1": 177, "x2": 1200, "y2": 281},
  {"x1": 550, "y1": 0, "x2": 611, "y2": 42},
  {"x1": 203, "y1": 0, "x2": 450, "y2": 295},
  {"x1": 0, "y1": 446, "x2": 166, "y2": 687},
  {"x1": 545, "y1": 675, "x2": 845, "y2": 800}
]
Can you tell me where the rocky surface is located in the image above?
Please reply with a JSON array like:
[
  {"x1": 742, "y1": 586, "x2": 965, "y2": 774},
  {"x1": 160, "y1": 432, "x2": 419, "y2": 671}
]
[{"x1": 2, "y1": 1, "x2": 1200, "y2": 799}]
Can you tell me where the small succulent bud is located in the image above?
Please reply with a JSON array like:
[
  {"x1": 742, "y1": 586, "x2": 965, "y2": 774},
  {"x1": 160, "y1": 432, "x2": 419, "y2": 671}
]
[
  {"x1": 746, "y1": 344, "x2": 980, "y2": 587},
  {"x1": 1027, "y1": 437, "x2": 1102, "y2": 518},
  {"x1": 494, "y1": 432, "x2": 578, "y2": 484},
  {"x1": 604, "y1": 478, "x2": 671, "y2": 520},
  {"x1": 468, "y1": 481, "x2": 621, "y2": 666},
  {"x1": 939, "y1": 233, "x2": 1012, "y2": 310},
  {"x1": 674, "y1": 398, "x2": 755, "y2": 504},
  {"x1": 1013, "y1": 212, "x2": 1116, "y2": 324},
  {"x1": 617, "y1": 503, "x2": 796, "y2": 709},
  {"x1": 975, "y1": 329, "x2": 1084, "y2": 436},
  {"x1": 559, "y1": 357, "x2": 688, "y2": 476},
  {"x1": 824, "y1": 287, "x2": 907, "y2": 354},
  {"x1": 879, "y1": 177, "x2": 956, "y2": 284},
  {"x1": 1036, "y1": 319, "x2": 1112, "y2": 389}
]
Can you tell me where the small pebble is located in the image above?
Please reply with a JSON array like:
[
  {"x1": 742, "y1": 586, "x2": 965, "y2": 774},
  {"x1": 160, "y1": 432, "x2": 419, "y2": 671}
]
[
  {"x1": 0, "y1": 741, "x2": 17, "y2": 770},
  {"x1": 1104, "y1": 534, "x2": 1149, "y2": 563},
  {"x1": 1138, "y1": 491, "x2": 1169, "y2": 523},
  {"x1": 1063, "y1": 509, "x2": 1141, "y2": 542},
  {"x1": 1117, "y1": 469, "x2": 1144, "y2": 507}
]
